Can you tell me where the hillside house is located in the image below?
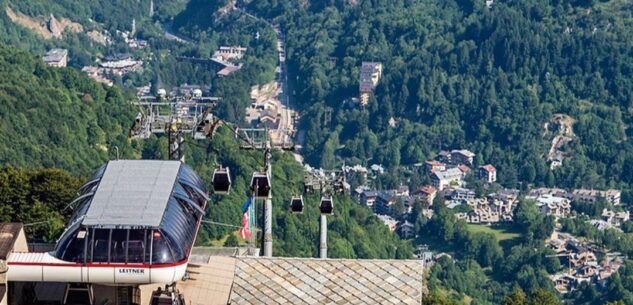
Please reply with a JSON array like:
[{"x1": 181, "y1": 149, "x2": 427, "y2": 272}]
[
  {"x1": 478, "y1": 164, "x2": 497, "y2": 183},
  {"x1": 424, "y1": 160, "x2": 445, "y2": 174},
  {"x1": 451, "y1": 149, "x2": 476, "y2": 166},
  {"x1": 437, "y1": 151, "x2": 451, "y2": 163},
  {"x1": 43, "y1": 48, "x2": 68, "y2": 67},
  {"x1": 458, "y1": 164, "x2": 471, "y2": 175},
  {"x1": 398, "y1": 221, "x2": 416, "y2": 239},
  {"x1": 360, "y1": 190, "x2": 379, "y2": 207},
  {"x1": 374, "y1": 191, "x2": 398, "y2": 215},
  {"x1": 411, "y1": 185, "x2": 437, "y2": 207}
]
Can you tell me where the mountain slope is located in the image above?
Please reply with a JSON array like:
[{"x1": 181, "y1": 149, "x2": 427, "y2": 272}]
[{"x1": 0, "y1": 46, "x2": 136, "y2": 175}]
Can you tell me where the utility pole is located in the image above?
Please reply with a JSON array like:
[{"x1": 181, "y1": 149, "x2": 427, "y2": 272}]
[
  {"x1": 302, "y1": 168, "x2": 347, "y2": 259},
  {"x1": 264, "y1": 141, "x2": 273, "y2": 257},
  {"x1": 236, "y1": 128, "x2": 294, "y2": 257},
  {"x1": 320, "y1": 214, "x2": 327, "y2": 258}
]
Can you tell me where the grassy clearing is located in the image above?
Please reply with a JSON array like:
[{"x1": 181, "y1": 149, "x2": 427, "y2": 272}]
[{"x1": 466, "y1": 224, "x2": 521, "y2": 242}]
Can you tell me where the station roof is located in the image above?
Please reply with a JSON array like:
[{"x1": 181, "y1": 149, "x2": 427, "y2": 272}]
[
  {"x1": 179, "y1": 255, "x2": 425, "y2": 305},
  {"x1": 82, "y1": 160, "x2": 181, "y2": 228}
]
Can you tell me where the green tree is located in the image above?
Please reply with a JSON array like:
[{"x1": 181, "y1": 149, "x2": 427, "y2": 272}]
[{"x1": 223, "y1": 234, "x2": 239, "y2": 247}]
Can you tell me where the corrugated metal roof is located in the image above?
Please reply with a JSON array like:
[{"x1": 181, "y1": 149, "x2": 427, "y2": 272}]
[
  {"x1": 82, "y1": 160, "x2": 181, "y2": 228},
  {"x1": 229, "y1": 257, "x2": 424, "y2": 305}
]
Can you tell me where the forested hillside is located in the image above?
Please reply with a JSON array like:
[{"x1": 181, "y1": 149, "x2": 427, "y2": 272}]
[
  {"x1": 0, "y1": 45, "x2": 411, "y2": 259},
  {"x1": 140, "y1": 128, "x2": 412, "y2": 258},
  {"x1": 247, "y1": 0, "x2": 633, "y2": 199},
  {"x1": 0, "y1": 46, "x2": 136, "y2": 175}
]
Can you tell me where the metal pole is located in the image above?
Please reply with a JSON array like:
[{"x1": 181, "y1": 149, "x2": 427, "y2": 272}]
[
  {"x1": 264, "y1": 194, "x2": 273, "y2": 257},
  {"x1": 263, "y1": 141, "x2": 273, "y2": 257},
  {"x1": 320, "y1": 214, "x2": 327, "y2": 259}
]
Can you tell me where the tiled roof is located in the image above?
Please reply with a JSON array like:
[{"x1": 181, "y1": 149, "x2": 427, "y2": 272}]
[
  {"x1": 230, "y1": 257, "x2": 424, "y2": 305},
  {"x1": 480, "y1": 164, "x2": 496, "y2": 172}
]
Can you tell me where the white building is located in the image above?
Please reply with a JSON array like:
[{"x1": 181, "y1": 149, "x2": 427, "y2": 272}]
[
  {"x1": 477, "y1": 164, "x2": 497, "y2": 183},
  {"x1": 531, "y1": 194, "x2": 571, "y2": 218},
  {"x1": 431, "y1": 168, "x2": 463, "y2": 191}
]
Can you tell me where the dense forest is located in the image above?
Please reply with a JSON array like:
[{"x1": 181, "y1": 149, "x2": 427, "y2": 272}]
[
  {"x1": 0, "y1": 46, "x2": 137, "y2": 175},
  {"x1": 245, "y1": 0, "x2": 633, "y2": 200}
]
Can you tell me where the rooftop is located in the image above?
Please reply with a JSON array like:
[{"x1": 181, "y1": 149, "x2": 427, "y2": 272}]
[
  {"x1": 42, "y1": 48, "x2": 67, "y2": 62},
  {"x1": 451, "y1": 149, "x2": 475, "y2": 158},
  {"x1": 432, "y1": 167, "x2": 463, "y2": 180},
  {"x1": 231, "y1": 257, "x2": 423, "y2": 304},
  {"x1": 480, "y1": 164, "x2": 496, "y2": 172},
  {"x1": 180, "y1": 255, "x2": 425, "y2": 305},
  {"x1": 82, "y1": 160, "x2": 182, "y2": 228}
]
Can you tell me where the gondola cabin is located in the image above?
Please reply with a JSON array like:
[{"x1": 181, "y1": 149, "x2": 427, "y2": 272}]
[
  {"x1": 212, "y1": 167, "x2": 231, "y2": 195},
  {"x1": 250, "y1": 172, "x2": 271, "y2": 199},
  {"x1": 7, "y1": 160, "x2": 208, "y2": 285},
  {"x1": 319, "y1": 196, "x2": 334, "y2": 215},
  {"x1": 289, "y1": 196, "x2": 304, "y2": 214}
]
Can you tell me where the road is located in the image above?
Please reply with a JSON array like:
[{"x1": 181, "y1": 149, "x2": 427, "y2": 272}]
[
  {"x1": 162, "y1": 22, "x2": 193, "y2": 44},
  {"x1": 236, "y1": 6, "x2": 302, "y2": 161}
]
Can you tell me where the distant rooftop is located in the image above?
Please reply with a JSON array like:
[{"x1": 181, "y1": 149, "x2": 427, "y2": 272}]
[
  {"x1": 103, "y1": 53, "x2": 132, "y2": 61},
  {"x1": 82, "y1": 160, "x2": 181, "y2": 228},
  {"x1": 42, "y1": 48, "x2": 67, "y2": 62}
]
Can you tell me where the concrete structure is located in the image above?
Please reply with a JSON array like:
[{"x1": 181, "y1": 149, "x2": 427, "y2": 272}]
[
  {"x1": 0, "y1": 224, "x2": 28, "y2": 305},
  {"x1": 359, "y1": 61, "x2": 383, "y2": 106},
  {"x1": 431, "y1": 167, "x2": 463, "y2": 191},
  {"x1": 601, "y1": 209, "x2": 630, "y2": 226},
  {"x1": 571, "y1": 189, "x2": 622, "y2": 206},
  {"x1": 532, "y1": 194, "x2": 571, "y2": 218},
  {"x1": 42, "y1": 48, "x2": 68, "y2": 67},
  {"x1": 212, "y1": 46, "x2": 247, "y2": 61}
]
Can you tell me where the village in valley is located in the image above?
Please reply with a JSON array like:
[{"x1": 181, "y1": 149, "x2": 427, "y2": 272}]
[{"x1": 345, "y1": 147, "x2": 626, "y2": 294}]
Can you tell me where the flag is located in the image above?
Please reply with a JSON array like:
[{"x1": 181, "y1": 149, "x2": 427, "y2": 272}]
[{"x1": 239, "y1": 198, "x2": 252, "y2": 239}]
